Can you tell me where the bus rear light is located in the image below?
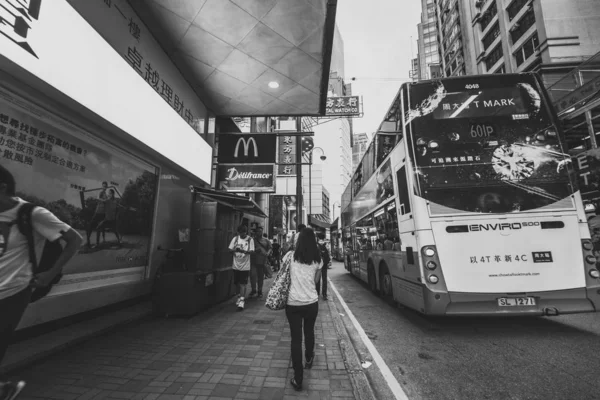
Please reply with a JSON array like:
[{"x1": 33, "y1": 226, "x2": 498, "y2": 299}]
[
  {"x1": 426, "y1": 261, "x2": 437, "y2": 270},
  {"x1": 583, "y1": 241, "x2": 593, "y2": 251},
  {"x1": 423, "y1": 247, "x2": 436, "y2": 257},
  {"x1": 590, "y1": 270, "x2": 600, "y2": 279},
  {"x1": 428, "y1": 275, "x2": 439, "y2": 284},
  {"x1": 586, "y1": 255, "x2": 597, "y2": 265}
]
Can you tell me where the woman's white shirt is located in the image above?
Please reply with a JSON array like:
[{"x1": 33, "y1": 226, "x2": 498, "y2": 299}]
[{"x1": 287, "y1": 255, "x2": 323, "y2": 306}]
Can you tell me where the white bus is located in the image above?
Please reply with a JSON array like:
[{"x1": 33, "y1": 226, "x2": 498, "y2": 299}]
[{"x1": 341, "y1": 73, "x2": 600, "y2": 316}]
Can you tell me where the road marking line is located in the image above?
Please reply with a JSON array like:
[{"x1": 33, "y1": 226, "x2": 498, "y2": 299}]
[{"x1": 329, "y1": 280, "x2": 410, "y2": 400}]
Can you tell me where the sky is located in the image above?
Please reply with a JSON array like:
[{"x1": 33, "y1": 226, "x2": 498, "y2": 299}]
[{"x1": 336, "y1": 0, "x2": 422, "y2": 139}]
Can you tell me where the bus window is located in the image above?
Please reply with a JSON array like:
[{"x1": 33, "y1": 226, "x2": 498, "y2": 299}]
[
  {"x1": 385, "y1": 204, "x2": 399, "y2": 250},
  {"x1": 396, "y1": 166, "x2": 411, "y2": 215}
]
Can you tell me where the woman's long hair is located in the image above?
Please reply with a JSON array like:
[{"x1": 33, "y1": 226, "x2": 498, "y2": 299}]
[{"x1": 293, "y1": 227, "x2": 321, "y2": 265}]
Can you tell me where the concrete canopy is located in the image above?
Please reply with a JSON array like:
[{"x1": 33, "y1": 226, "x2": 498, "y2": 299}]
[{"x1": 129, "y1": 0, "x2": 337, "y2": 117}]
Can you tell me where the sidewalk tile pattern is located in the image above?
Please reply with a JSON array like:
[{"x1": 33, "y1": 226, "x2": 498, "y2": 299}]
[{"x1": 8, "y1": 279, "x2": 357, "y2": 400}]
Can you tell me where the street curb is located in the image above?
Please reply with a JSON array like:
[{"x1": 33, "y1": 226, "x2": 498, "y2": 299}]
[{"x1": 327, "y1": 279, "x2": 377, "y2": 400}]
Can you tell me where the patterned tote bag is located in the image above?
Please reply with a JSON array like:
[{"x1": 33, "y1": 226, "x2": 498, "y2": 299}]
[{"x1": 265, "y1": 252, "x2": 292, "y2": 311}]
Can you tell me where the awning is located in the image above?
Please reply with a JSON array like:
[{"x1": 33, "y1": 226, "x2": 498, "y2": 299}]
[
  {"x1": 190, "y1": 186, "x2": 267, "y2": 218},
  {"x1": 308, "y1": 214, "x2": 331, "y2": 230},
  {"x1": 129, "y1": 0, "x2": 338, "y2": 117}
]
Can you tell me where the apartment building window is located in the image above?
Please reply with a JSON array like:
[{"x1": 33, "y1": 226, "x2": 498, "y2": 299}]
[
  {"x1": 479, "y1": 1, "x2": 497, "y2": 31},
  {"x1": 492, "y1": 64, "x2": 506, "y2": 74},
  {"x1": 485, "y1": 44, "x2": 503, "y2": 70},
  {"x1": 482, "y1": 22, "x2": 500, "y2": 50},
  {"x1": 510, "y1": 9, "x2": 535, "y2": 43},
  {"x1": 514, "y1": 32, "x2": 539, "y2": 66},
  {"x1": 507, "y1": 0, "x2": 530, "y2": 21}
]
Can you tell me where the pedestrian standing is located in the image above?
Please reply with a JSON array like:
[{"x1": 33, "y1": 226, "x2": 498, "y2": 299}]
[
  {"x1": 271, "y1": 239, "x2": 281, "y2": 272},
  {"x1": 316, "y1": 232, "x2": 331, "y2": 301},
  {"x1": 0, "y1": 165, "x2": 83, "y2": 400},
  {"x1": 249, "y1": 226, "x2": 271, "y2": 298},
  {"x1": 286, "y1": 227, "x2": 323, "y2": 392},
  {"x1": 228, "y1": 225, "x2": 254, "y2": 311}
]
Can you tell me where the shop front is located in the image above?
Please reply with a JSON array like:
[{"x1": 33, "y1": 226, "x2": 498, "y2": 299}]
[{"x1": 0, "y1": 0, "x2": 213, "y2": 329}]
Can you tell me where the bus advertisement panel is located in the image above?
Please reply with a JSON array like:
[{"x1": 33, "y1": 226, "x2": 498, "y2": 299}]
[{"x1": 407, "y1": 74, "x2": 577, "y2": 215}]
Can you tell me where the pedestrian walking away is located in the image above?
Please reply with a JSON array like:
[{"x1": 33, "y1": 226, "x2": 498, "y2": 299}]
[
  {"x1": 316, "y1": 232, "x2": 331, "y2": 300},
  {"x1": 0, "y1": 165, "x2": 83, "y2": 400},
  {"x1": 285, "y1": 227, "x2": 323, "y2": 392},
  {"x1": 228, "y1": 225, "x2": 254, "y2": 311},
  {"x1": 249, "y1": 226, "x2": 271, "y2": 299},
  {"x1": 271, "y1": 238, "x2": 281, "y2": 272}
]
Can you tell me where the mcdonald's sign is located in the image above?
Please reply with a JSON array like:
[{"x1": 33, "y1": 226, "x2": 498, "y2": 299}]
[{"x1": 218, "y1": 133, "x2": 277, "y2": 164}]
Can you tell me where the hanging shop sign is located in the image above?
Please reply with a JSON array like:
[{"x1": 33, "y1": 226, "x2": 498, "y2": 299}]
[
  {"x1": 217, "y1": 133, "x2": 277, "y2": 164},
  {"x1": 325, "y1": 96, "x2": 361, "y2": 116},
  {"x1": 217, "y1": 164, "x2": 275, "y2": 193},
  {"x1": 0, "y1": 0, "x2": 212, "y2": 183},
  {"x1": 278, "y1": 134, "x2": 297, "y2": 176}
]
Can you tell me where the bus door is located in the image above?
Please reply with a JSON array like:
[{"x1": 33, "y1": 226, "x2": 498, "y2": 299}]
[{"x1": 395, "y1": 164, "x2": 422, "y2": 307}]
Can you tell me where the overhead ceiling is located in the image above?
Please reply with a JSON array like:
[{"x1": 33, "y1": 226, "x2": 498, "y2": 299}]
[{"x1": 129, "y1": 0, "x2": 337, "y2": 117}]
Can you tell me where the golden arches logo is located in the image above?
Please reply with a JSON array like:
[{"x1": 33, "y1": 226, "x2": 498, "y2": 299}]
[{"x1": 234, "y1": 137, "x2": 258, "y2": 158}]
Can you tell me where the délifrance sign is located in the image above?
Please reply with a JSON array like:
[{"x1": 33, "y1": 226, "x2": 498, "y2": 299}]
[{"x1": 217, "y1": 164, "x2": 275, "y2": 193}]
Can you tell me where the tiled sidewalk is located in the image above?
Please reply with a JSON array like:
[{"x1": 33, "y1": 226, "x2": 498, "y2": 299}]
[{"x1": 8, "y1": 279, "x2": 357, "y2": 400}]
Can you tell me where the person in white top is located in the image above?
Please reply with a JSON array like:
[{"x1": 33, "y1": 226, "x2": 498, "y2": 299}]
[
  {"x1": 0, "y1": 165, "x2": 82, "y2": 399},
  {"x1": 285, "y1": 227, "x2": 323, "y2": 392},
  {"x1": 228, "y1": 224, "x2": 255, "y2": 311}
]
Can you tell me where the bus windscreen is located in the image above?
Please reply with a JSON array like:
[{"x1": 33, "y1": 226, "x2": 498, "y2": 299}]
[{"x1": 407, "y1": 75, "x2": 576, "y2": 214}]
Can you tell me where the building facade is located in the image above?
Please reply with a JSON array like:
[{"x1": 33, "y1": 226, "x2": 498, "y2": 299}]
[
  {"x1": 352, "y1": 132, "x2": 369, "y2": 172},
  {"x1": 417, "y1": 0, "x2": 442, "y2": 81},
  {"x1": 434, "y1": 0, "x2": 600, "y2": 85}
]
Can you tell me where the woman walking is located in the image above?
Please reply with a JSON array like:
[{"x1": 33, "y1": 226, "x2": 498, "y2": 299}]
[{"x1": 285, "y1": 227, "x2": 323, "y2": 391}]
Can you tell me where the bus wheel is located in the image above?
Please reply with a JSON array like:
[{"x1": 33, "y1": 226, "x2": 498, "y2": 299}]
[
  {"x1": 368, "y1": 264, "x2": 378, "y2": 294},
  {"x1": 379, "y1": 264, "x2": 394, "y2": 303}
]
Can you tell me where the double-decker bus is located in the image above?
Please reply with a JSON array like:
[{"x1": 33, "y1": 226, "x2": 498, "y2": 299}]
[{"x1": 341, "y1": 73, "x2": 600, "y2": 316}]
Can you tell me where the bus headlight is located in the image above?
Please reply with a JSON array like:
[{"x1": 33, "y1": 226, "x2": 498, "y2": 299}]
[
  {"x1": 428, "y1": 275, "x2": 439, "y2": 284},
  {"x1": 424, "y1": 247, "x2": 436, "y2": 257},
  {"x1": 586, "y1": 255, "x2": 597, "y2": 264},
  {"x1": 428, "y1": 141, "x2": 439, "y2": 149},
  {"x1": 546, "y1": 129, "x2": 557, "y2": 137},
  {"x1": 583, "y1": 241, "x2": 593, "y2": 251},
  {"x1": 536, "y1": 134, "x2": 546, "y2": 141},
  {"x1": 590, "y1": 269, "x2": 600, "y2": 279},
  {"x1": 426, "y1": 261, "x2": 437, "y2": 270}
]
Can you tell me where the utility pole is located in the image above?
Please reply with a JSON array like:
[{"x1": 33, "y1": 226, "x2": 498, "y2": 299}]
[{"x1": 295, "y1": 117, "x2": 303, "y2": 227}]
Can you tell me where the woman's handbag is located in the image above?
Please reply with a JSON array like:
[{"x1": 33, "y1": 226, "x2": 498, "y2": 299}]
[{"x1": 265, "y1": 253, "x2": 292, "y2": 311}]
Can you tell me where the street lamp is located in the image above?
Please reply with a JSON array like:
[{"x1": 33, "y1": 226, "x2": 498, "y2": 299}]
[{"x1": 307, "y1": 147, "x2": 326, "y2": 225}]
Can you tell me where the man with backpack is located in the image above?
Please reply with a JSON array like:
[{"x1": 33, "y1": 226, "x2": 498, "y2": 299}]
[
  {"x1": 228, "y1": 224, "x2": 254, "y2": 311},
  {"x1": 0, "y1": 165, "x2": 83, "y2": 400},
  {"x1": 316, "y1": 232, "x2": 331, "y2": 301}
]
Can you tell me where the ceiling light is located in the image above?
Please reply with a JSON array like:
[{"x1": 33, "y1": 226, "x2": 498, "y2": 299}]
[{"x1": 268, "y1": 81, "x2": 280, "y2": 89}]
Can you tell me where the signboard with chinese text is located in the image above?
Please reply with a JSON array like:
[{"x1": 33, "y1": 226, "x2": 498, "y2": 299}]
[
  {"x1": 0, "y1": 88, "x2": 158, "y2": 279},
  {"x1": 217, "y1": 164, "x2": 275, "y2": 193},
  {"x1": 0, "y1": 0, "x2": 212, "y2": 183},
  {"x1": 430, "y1": 216, "x2": 584, "y2": 293},
  {"x1": 68, "y1": 0, "x2": 208, "y2": 134},
  {"x1": 325, "y1": 96, "x2": 361, "y2": 116},
  {"x1": 278, "y1": 134, "x2": 297, "y2": 176},
  {"x1": 217, "y1": 133, "x2": 277, "y2": 164}
]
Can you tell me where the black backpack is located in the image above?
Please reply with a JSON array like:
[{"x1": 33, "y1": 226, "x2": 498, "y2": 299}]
[{"x1": 16, "y1": 203, "x2": 64, "y2": 303}]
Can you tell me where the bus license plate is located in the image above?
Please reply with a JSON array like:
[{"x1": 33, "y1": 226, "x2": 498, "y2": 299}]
[{"x1": 498, "y1": 297, "x2": 536, "y2": 307}]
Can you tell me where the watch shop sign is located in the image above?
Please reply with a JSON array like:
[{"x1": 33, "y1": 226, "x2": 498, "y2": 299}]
[
  {"x1": 325, "y1": 96, "x2": 361, "y2": 116},
  {"x1": 217, "y1": 165, "x2": 275, "y2": 193}
]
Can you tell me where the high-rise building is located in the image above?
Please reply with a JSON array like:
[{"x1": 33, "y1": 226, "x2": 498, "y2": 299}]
[
  {"x1": 352, "y1": 132, "x2": 370, "y2": 171},
  {"x1": 434, "y1": 0, "x2": 600, "y2": 86},
  {"x1": 409, "y1": 58, "x2": 420, "y2": 82},
  {"x1": 415, "y1": 0, "x2": 442, "y2": 81}
]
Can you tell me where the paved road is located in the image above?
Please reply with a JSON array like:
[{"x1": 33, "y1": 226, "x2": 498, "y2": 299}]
[{"x1": 328, "y1": 261, "x2": 600, "y2": 400}]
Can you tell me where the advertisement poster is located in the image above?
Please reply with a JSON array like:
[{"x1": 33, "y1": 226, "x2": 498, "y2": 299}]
[
  {"x1": 407, "y1": 74, "x2": 576, "y2": 214},
  {"x1": 347, "y1": 160, "x2": 394, "y2": 223},
  {"x1": 0, "y1": 94, "x2": 158, "y2": 275},
  {"x1": 217, "y1": 164, "x2": 275, "y2": 192}
]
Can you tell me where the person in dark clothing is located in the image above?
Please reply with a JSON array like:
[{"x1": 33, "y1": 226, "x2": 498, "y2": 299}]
[
  {"x1": 316, "y1": 232, "x2": 331, "y2": 300},
  {"x1": 271, "y1": 239, "x2": 281, "y2": 272}
]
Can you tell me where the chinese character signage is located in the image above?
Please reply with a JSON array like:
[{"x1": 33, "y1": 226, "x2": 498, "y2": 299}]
[
  {"x1": 278, "y1": 135, "x2": 296, "y2": 176},
  {"x1": 217, "y1": 133, "x2": 277, "y2": 164},
  {"x1": 0, "y1": 0, "x2": 212, "y2": 183},
  {"x1": 68, "y1": 0, "x2": 208, "y2": 135},
  {"x1": 217, "y1": 164, "x2": 275, "y2": 193},
  {"x1": 325, "y1": 96, "x2": 361, "y2": 116},
  {"x1": 0, "y1": 89, "x2": 158, "y2": 280}
]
